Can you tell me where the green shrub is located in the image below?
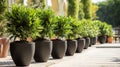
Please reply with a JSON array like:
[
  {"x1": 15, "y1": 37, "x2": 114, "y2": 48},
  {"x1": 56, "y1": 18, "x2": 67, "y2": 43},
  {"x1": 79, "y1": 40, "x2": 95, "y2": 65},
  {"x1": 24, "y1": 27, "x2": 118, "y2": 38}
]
[
  {"x1": 5, "y1": 5, "x2": 41, "y2": 40},
  {"x1": 106, "y1": 25, "x2": 113, "y2": 37},
  {"x1": 66, "y1": 17, "x2": 80, "y2": 39},
  {"x1": 78, "y1": 19, "x2": 90, "y2": 37},
  {"x1": 53, "y1": 16, "x2": 72, "y2": 38},
  {"x1": 36, "y1": 8, "x2": 55, "y2": 38},
  {"x1": 88, "y1": 20, "x2": 99, "y2": 37},
  {"x1": 94, "y1": 20, "x2": 110, "y2": 36}
]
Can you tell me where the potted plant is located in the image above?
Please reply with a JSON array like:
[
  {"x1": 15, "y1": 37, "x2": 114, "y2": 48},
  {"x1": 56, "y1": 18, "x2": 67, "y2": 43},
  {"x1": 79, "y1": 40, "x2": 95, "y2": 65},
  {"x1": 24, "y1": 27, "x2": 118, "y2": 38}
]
[
  {"x1": 107, "y1": 25, "x2": 113, "y2": 43},
  {"x1": 65, "y1": 17, "x2": 77, "y2": 56},
  {"x1": 79, "y1": 19, "x2": 90, "y2": 49},
  {"x1": 72, "y1": 21, "x2": 85, "y2": 53},
  {"x1": 52, "y1": 16, "x2": 71, "y2": 59},
  {"x1": 88, "y1": 21, "x2": 99, "y2": 45},
  {"x1": 33, "y1": 8, "x2": 54, "y2": 62},
  {"x1": 97, "y1": 21, "x2": 108, "y2": 44},
  {"x1": 5, "y1": 5, "x2": 40, "y2": 66}
]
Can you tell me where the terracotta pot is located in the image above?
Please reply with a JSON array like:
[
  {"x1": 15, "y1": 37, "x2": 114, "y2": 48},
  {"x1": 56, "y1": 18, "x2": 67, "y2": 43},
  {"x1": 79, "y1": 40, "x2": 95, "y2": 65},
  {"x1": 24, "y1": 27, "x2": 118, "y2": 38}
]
[{"x1": 107, "y1": 37, "x2": 113, "y2": 43}]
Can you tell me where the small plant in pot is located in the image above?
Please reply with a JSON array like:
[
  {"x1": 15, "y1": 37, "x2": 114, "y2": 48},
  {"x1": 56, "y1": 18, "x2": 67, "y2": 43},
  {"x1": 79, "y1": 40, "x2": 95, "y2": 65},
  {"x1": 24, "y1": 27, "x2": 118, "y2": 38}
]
[
  {"x1": 5, "y1": 5, "x2": 40, "y2": 66},
  {"x1": 96, "y1": 21, "x2": 108, "y2": 44},
  {"x1": 65, "y1": 17, "x2": 77, "y2": 56},
  {"x1": 106, "y1": 25, "x2": 113, "y2": 43},
  {"x1": 33, "y1": 8, "x2": 54, "y2": 62},
  {"x1": 88, "y1": 21, "x2": 99, "y2": 46},
  {"x1": 52, "y1": 16, "x2": 71, "y2": 59},
  {"x1": 79, "y1": 19, "x2": 90, "y2": 49},
  {"x1": 74, "y1": 21, "x2": 85, "y2": 53}
]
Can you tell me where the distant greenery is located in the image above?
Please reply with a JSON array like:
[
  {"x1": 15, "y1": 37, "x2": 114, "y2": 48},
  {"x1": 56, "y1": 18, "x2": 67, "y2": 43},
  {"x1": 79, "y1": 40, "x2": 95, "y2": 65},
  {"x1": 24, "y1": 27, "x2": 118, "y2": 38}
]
[
  {"x1": 0, "y1": 0, "x2": 6, "y2": 14},
  {"x1": 67, "y1": 0, "x2": 79, "y2": 19},
  {"x1": 91, "y1": 4, "x2": 99, "y2": 20},
  {"x1": 31, "y1": 0, "x2": 46, "y2": 8},
  {"x1": 81, "y1": 0, "x2": 92, "y2": 19},
  {"x1": 97, "y1": 0, "x2": 120, "y2": 27},
  {"x1": 78, "y1": 2, "x2": 84, "y2": 20},
  {"x1": 0, "y1": 0, "x2": 7, "y2": 36}
]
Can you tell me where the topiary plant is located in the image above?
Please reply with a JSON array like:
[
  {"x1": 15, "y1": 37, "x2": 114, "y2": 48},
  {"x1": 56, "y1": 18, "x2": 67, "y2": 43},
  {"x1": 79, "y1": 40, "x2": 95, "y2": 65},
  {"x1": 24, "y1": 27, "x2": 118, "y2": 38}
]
[{"x1": 5, "y1": 4, "x2": 41, "y2": 40}]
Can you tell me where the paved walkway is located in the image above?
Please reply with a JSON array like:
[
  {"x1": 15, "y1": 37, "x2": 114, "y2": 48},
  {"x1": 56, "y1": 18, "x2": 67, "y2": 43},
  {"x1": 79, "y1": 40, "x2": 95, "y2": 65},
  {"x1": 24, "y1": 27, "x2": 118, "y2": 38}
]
[{"x1": 1, "y1": 43, "x2": 120, "y2": 67}]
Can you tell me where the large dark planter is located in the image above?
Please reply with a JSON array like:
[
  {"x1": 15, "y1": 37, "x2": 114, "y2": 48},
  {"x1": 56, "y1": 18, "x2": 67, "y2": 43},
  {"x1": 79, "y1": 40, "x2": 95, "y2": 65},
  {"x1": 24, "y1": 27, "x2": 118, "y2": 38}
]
[
  {"x1": 84, "y1": 37, "x2": 90, "y2": 49},
  {"x1": 89, "y1": 37, "x2": 93, "y2": 47},
  {"x1": 76, "y1": 38, "x2": 85, "y2": 53},
  {"x1": 92, "y1": 37, "x2": 97, "y2": 45},
  {"x1": 52, "y1": 39, "x2": 67, "y2": 59},
  {"x1": 66, "y1": 39, "x2": 77, "y2": 56},
  {"x1": 98, "y1": 35, "x2": 107, "y2": 44},
  {"x1": 34, "y1": 38, "x2": 52, "y2": 62},
  {"x1": 10, "y1": 41, "x2": 35, "y2": 66},
  {"x1": 106, "y1": 35, "x2": 109, "y2": 43}
]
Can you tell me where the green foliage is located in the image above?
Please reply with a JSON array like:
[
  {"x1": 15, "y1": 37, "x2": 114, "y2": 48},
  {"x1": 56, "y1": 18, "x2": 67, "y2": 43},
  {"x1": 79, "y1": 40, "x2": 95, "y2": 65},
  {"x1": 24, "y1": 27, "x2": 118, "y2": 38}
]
[
  {"x1": 0, "y1": 0, "x2": 6, "y2": 14},
  {"x1": 0, "y1": 0, "x2": 7, "y2": 36},
  {"x1": 36, "y1": 8, "x2": 55, "y2": 38},
  {"x1": 94, "y1": 20, "x2": 111, "y2": 36},
  {"x1": 78, "y1": 19, "x2": 99, "y2": 38},
  {"x1": 78, "y1": 19, "x2": 90, "y2": 37},
  {"x1": 97, "y1": 0, "x2": 120, "y2": 27},
  {"x1": 78, "y1": 2, "x2": 84, "y2": 20},
  {"x1": 81, "y1": 0, "x2": 92, "y2": 19},
  {"x1": 91, "y1": 4, "x2": 99, "y2": 20},
  {"x1": 106, "y1": 25, "x2": 113, "y2": 37},
  {"x1": 5, "y1": 5, "x2": 41, "y2": 40},
  {"x1": 90, "y1": 21, "x2": 99, "y2": 37},
  {"x1": 67, "y1": 0, "x2": 79, "y2": 19},
  {"x1": 66, "y1": 17, "x2": 80, "y2": 39},
  {"x1": 0, "y1": 15, "x2": 6, "y2": 36},
  {"x1": 53, "y1": 16, "x2": 72, "y2": 38}
]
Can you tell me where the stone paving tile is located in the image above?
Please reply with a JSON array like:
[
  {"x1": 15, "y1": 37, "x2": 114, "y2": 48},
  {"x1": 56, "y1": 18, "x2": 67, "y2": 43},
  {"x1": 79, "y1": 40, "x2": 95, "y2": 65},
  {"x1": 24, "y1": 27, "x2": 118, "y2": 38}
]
[{"x1": 1, "y1": 43, "x2": 120, "y2": 67}]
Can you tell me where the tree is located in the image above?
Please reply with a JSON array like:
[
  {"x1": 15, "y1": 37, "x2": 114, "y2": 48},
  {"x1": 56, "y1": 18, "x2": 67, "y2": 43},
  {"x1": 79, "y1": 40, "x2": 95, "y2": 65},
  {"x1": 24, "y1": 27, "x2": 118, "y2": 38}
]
[
  {"x1": 97, "y1": 0, "x2": 120, "y2": 27},
  {"x1": 81, "y1": 0, "x2": 92, "y2": 19},
  {"x1": 78, "y1": 2, "x2": 84, "y2": 20},
  {"x1": 91, "y1": 4, "x2": 99, "y2": 20},
  {"x1": 30, "y1": 0, "x2": 46, "y2": 8},
  {"x1": 67, "y1": 0, "x2": 79, "y2": 19}
]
